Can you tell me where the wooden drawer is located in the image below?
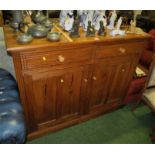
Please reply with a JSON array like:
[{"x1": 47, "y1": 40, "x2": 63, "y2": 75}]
[
  {"x1": 96, "y1": 43, "x2": 143, "y2": 59},
  {"x1": 21, "y1": 46, "x2": 94, "y2": 70}
]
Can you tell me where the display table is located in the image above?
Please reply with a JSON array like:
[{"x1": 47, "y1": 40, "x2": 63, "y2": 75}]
[{"x1": 3, "y1": 24, "x2": 150, "y2": 139}]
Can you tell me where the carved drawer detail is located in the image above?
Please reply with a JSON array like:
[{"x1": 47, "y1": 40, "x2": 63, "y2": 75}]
[{"x1": 20, "y1": 47, "x2": 94, "y2": 70}]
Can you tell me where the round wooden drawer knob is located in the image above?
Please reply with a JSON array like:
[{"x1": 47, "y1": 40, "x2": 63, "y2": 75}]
[
  {"x1": 42, "y1": 56, "x2": 47, "y2": 61},
  {"x1": 122, "y1": 69, "x2": 125, "y2": 72},
  {"x1": 119, "y1": 48, "x2": 126, "y2": 54},
  {"x1": 60, "y1": 79, "x2": 64, "y2": 83},
  {"x1": 58, "y1": 55, "x2": 65, "y2": 62},
  {"x1": 92, "y1": 76, "x2": 97, "y2": 81},
  {"x1": 84, "y1": 78, "x2": 88, "y2": 83}
]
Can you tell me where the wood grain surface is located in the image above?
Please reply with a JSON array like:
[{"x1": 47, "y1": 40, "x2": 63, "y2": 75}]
[{"x1": 3, "y1": 20, "x2": 151, "y2": 139}]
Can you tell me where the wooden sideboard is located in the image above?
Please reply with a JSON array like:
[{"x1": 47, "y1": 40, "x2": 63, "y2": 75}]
[{"x1": 4, "y1": 25, "x2": 150, "y2": 139}]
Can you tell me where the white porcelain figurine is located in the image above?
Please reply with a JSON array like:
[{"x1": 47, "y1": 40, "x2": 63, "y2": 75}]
[
  {"x1": 116, "y1": 16, "x2": 122, "y2": 30},
  {"x1": 77, "y1": 10, "x2": 87, "y2": 27},
  {"x1": 83, "y1": 10, "x2": 94, "y2": 31},
  {"x1": 59, "y1": 10, "x2": 68, "y2": 27},
  {"x1": 107, "y1": 10, "x2": 117, "y2": 30},
  {"x1": 59, "y1": 10, "x2": 74, "y2": 31},
  {"x1": 110, "y1": 17, "x2": 125, "y2": 37},
  {"x1": 64, "y1": 12, "x2": 74, "y2": 31},
  {"x1": 93, "y1": 11, "x2": 107, "y2": 31}
]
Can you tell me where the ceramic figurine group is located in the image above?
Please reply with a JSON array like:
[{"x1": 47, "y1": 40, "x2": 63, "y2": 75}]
[
  {"x1": 60, "y1": 10, "x2": 109, "y2": 37},
  {"x1": 59, "y1": 10, "x2": 127, "y2": 38},
  {"x1": 12, "y1": 10, "x2": 130, "y2": 44}
]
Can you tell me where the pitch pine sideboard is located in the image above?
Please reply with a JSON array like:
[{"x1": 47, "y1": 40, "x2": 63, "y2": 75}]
[{"x1": 4, "y1": 26, "x2": 150, "y2": 139}]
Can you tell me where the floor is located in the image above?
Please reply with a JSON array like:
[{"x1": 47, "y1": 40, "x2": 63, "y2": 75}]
[{"x1": 27, "y1": 104, "x2": 155, "y2": 144}]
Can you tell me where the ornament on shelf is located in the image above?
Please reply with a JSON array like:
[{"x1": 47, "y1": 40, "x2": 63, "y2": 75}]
[
  {"x1": 59, "y1": 10, "x2": 74, "y2": 31},
  {"x1": 64, "y1": 12, "x2": 74, "y2": 31},
  {"x1": 116, "y1": 17, "x2": 122, "y2": 30},
  {"x1": 107, "y1": 10, "x2": 117, "y2": 30},
  {"x1": 69, "y1": 17, "x2": 80, "y2": 38},
  {"x1": 82, "y1": 10, "x2": 94, "y2": 31},
  {"x1": 93, "y1": 10, "x2": 107, "y2": 31},
  {"x1": 86, "y1": 20, "x2": 95, "y2": 37},
  {"x1": 110, "y1": 29, "x2": 125, "y2": 36},
  {"x1": 59, "y1": 10, "x2": 69, "y2": 27},
  {"x1": 77, "y1": 10, "x2": 86, "y2": 27},
  {"x1": 110, "y1": 16, "x2": 125, "y2": 36},
  {"x1": 130, "y1": 20, "x2": 136, "y2": 33},
  {"x1": 98, "y1": 21, "x2": 106, "y2": 36},
  {"x1": 41, "y1": 10, "x2": 53, "y2": 31}
]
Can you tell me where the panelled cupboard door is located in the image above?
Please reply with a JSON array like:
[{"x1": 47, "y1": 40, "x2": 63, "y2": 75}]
[
  {"x1": 88, "y1": 62, "x2": 113, "y2": 111},
  {"x1": 24, "y1": 72, "x2": 58, "y2": 130},
  {"x1": 56, "y1": 71, "x2": 82, "y2": 120},
  {"x1": 23, "y1": 65, "x2": 91, "y2": 130},
  {"x1": 106, "y1": 56, "x2": 135, "y2": 104},
  {"x1": 88, "y1": 56, "x2": 135, "y2": 112}
]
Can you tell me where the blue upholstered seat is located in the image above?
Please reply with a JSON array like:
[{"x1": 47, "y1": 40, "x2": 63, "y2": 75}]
[
  {"x1": 0, "y1": 68, "x2": 26, "y2": 144},
  {"x1": 0, "y1": 68, "x2": 11, "y2": 76},
  {"x1": 0, "y1": 89, "x2": 19, "y2": 102}
]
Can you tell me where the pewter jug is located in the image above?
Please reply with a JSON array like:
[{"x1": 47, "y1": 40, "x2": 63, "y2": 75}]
[
  {"x1": 10, "y1": 10, "x2": 24, "y2": 32},
  {"x1": 41, "y1": 11, "x2": 53, "y2": 31},
  {"x1": 31, "y1": 10, "x2": 46, "y2": 24}
]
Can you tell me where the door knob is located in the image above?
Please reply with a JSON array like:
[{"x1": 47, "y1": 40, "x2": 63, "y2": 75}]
[
  {"x1": 57, "y1": 55, "x2": 65, "y2": 62},
  {"x1": 122, "y1": 69, "x2": 125, "y2": 72},
  {"x1": 119, "y1": 47, "x2": 126, "y2": 54},
  {"x1": 84, "y1": 78, "x2": 88, "y2": 83},
  {"x1": 60, "y1": 79, "x2": 64, "y2": 83},
  {"x1": 92, "y1": 76, "x2": 97, "y2": 81},
  {"x1": 42, "y1": 56, "x2": 47, "y2": 61}
]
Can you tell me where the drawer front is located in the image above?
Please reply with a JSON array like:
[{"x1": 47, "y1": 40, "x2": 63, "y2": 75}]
[
  {"x1": 96, "y1": 43, "x2": 143, "y2": 59},
  {"x1": 21, "y1": 47, "x2": 94, "y2": 70}
]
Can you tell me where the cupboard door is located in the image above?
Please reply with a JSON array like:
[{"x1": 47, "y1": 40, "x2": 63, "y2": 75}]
[
  {"x1": 106, "y1": 57, "x2": 135, "y2": 104},
  {"x1": 24, "y1": 73, "x2": 58, "y2": 129},
  {"x1": 79, "y1": 66, "x2": 93, "y2": 114},
  {"x1": 23, "y1": 66, "x2": 91, "y2": 129},
  {"x1": 88, "y1": 56, "x2": 136, "y2": 112},
  {"x1": 88, "y1": 62, "x2": 113, "y2": 111},
  {"x1": 57, "y1": 71, "x2": 82, "y2": 120}
]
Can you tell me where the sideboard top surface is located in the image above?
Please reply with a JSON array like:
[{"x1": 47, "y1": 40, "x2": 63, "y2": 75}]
[{"x1": 3, "y1": 24, "x2": 150, "y2": 55}]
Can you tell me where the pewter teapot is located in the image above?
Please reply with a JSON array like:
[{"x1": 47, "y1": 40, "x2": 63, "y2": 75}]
[{"x1": 27, "y1": 23, "x2": 49, "y2": 38}]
